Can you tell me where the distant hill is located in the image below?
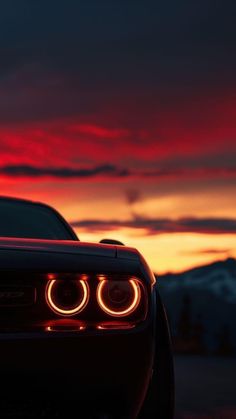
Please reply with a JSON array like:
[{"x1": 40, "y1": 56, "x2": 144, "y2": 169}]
[{"x1": 157, "y1": 258, "x2": 236, "y2": 355}]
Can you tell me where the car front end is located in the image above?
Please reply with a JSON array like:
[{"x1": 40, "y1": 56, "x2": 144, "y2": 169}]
[{"x1": 0, "y1": 238, "x2": 157, "y2": 418}]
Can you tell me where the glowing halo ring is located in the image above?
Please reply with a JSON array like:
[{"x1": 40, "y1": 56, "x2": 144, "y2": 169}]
[
  {"x1": 97, "y1": 279, "x2": 141, "y2": 317},
  {"x1": 46, "y1": 279, "x2": 89, "y2": 316}
]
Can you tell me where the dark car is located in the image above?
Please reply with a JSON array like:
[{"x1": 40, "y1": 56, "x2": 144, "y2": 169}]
[{"x1": 0, "y1": 196, "x2": 174, "y2": 418}]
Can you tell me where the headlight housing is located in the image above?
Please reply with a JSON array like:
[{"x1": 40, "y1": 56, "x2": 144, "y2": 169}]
[
  {"x1": 46, "y1": 279, "x2": 89, "y2": 317},
  {"x1": 45, "y1": 273, "x2": 147, "y2": 330},
  {"x1": 97, "y1": 279, "x2": 141, "y2": 317}
]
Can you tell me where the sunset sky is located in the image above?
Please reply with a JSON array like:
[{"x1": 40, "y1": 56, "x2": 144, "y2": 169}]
[{"x1": 0, "y1": 1, "x2": 236, "y2": 273}]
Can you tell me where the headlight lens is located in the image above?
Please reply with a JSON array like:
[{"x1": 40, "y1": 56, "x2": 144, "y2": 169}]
[
  {"x1": 46, "y1": 279, "x2": 89, "y2": 316},
  {"x1": 96, "y1": 279, "x2": 141, "y2": 317}
]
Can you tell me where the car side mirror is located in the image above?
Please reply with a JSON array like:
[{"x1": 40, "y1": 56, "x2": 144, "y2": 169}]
[{"x1": 99, "y1": 238, "x2": 124, "y2": 246}]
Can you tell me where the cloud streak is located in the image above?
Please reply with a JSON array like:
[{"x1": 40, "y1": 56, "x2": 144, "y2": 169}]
[
  {"x1": 0, "y1": 164, "x2": 128, "y2": 178},
  {"x1": 183, "y1": 248, "x2": 233, "y2": 255},
  {"x1": 0, "y1": 164, "x2": 235, "y2": 180},
  {"x1": 71, "y1": 216, "x2": 236, "y2": 236}
]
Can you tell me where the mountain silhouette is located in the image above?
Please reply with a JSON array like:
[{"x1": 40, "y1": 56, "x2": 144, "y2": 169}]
[{"x1": 157, "y1": 258, "x2": 236, "y2": 355}]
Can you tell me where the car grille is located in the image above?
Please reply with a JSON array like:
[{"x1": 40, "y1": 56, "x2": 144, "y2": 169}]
[{"x1": 0, "y1": 286, "x2": 36, "y2": 306}]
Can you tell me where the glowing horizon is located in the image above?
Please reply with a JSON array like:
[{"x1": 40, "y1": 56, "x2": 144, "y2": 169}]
[{"x1": 0, "y1": 2, "x2": 235, "y2": 274}]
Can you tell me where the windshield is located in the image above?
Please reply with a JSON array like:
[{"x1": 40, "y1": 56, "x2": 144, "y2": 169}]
[{"x1": 0, "y1": 200, "x2": 76, "y2": 240}]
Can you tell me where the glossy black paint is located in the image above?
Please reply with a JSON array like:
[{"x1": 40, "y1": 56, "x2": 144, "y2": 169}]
[{"x1": 0, "y1": 197, "x2": 174, "y2": 418}]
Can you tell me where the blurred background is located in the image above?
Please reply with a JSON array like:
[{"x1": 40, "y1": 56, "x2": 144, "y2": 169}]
[
  {"x1": 0, "y1": 1, "x2": 236, "y2": 417},
  {"x1": 158, "y1": 259, "x2": 236, "y2": 418}
]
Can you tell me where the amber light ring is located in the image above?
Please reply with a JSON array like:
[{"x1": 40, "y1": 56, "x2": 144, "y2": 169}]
[
  {"x1": 46, "y1": 279, "x2": 89, "y2": 316},
  {"x1": 97, "y1": 279, "x2": 141, "y2": 317}
]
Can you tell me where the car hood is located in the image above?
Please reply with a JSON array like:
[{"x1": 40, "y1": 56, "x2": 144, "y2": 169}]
[{"x1": 0, "y1": 237, "x2": 139, "y2": 260}]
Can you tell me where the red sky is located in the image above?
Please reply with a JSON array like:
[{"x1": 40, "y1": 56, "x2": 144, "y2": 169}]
[{"x1": 0, "y1": 1, "x2": 236, "y2": 273}]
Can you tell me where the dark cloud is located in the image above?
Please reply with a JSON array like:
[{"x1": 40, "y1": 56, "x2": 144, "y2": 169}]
[
  {"x1": 125, "y1": 189, "x2": 142, "y2": 205},
  {"x1": 0, "y1": 1, "x2": 236, "y2": 122},
  {"x1": 71, "y1": 215, "x2": 236, "y2": 235},
  {"x1": 0, "y1": 164, "x2": 128, "y2": 178},
  {"x1": 0, "y1": 164, "x2": 235, "y2": 180},
  {"x1": 183, "y1": 248, "x2": 233, "y2": 255},
  {"x1": 0, "y1": 1, "x2": 235, "y2": 194}
]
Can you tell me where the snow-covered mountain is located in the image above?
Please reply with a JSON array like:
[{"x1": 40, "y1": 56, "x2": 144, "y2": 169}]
[
  {"x1": 158, "y1": 258, "x2": 236, "y2": 303},
  {"x1": 157, "y1": 258, "x2": 236, "y2": 354}
]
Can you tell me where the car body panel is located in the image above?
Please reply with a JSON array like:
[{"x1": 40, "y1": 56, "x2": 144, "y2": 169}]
[
  {"x1": 0, "y1": 237, "x2": 117, "y2": 258},
  {"x1": 0, "y1": 323, "x2": 155, "y2": 418},
  {"x1": 0, "y1": 197, "x2": 173, "y2": 418}
]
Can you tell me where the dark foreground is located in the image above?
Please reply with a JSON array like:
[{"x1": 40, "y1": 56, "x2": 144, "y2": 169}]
[
  {"x1": 175, "y1": 355, "x2": 236, "y2": 419},
  {"x1": 1, "y1": 355, "x2": 235, "y2": 418}
]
